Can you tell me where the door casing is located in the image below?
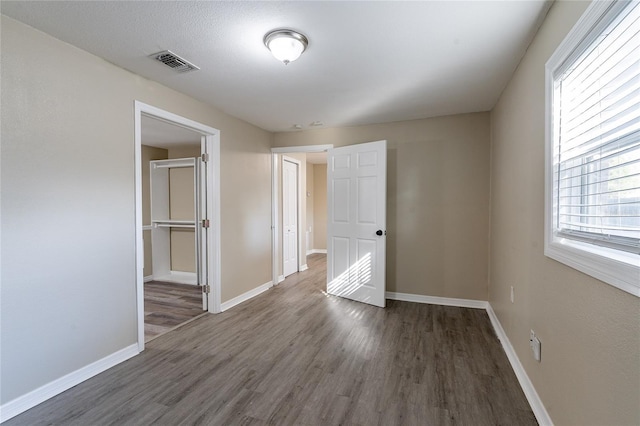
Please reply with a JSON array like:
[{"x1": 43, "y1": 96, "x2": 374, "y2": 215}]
[
  {"x1": 282, "y1": 156, "x2": 301, "y2": 278},
  {"x1": 134, "y1": 101, "x2": 221, "y2": 352},
  {"x1": 271, "y1": 145, "x2": 333, "y2": 286}
]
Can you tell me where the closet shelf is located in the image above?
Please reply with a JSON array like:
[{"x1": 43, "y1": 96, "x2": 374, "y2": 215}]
[{"x1": 152, "y1": 220, "x2": 196, "y2": 229}]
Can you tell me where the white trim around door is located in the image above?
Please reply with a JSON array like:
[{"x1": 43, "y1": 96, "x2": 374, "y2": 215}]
[
  {"x1": 282, "y1": 156, "x2": 301, "y2": 278},
  {"x1": 134, "y1": 101, "x2": 221, "y2": 353},
  {"x1": 271, "y1": 145, "x2": 333, "y2": 286}
]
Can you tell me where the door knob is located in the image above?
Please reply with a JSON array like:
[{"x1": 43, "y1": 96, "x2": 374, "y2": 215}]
[{"x1": 376, "y1": 230, "x2": 383, "y2": 236}]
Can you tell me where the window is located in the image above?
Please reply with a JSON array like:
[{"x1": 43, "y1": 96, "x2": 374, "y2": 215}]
[{"x1": 545, "y1": 0, "x2": 639, "y2": 296}]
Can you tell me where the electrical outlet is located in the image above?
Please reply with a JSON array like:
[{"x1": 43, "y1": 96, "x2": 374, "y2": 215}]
[
  {"x1": 532, "y1": 336, "x2": 541, "y2": 361},
  {"x1": 510, "y1": 286, "x2": 514, "y2": 303},
  {"x1": 530, "y1": 330, "x2": 541, "y2": 362}
]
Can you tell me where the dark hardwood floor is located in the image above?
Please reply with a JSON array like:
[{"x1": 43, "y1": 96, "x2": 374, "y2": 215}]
[
  {"x1": 144, "y1": 281, "x2": 206, "y2": 342},
  {"x1": 6, "y1": 254, "x2": 536, "y2": 425}
]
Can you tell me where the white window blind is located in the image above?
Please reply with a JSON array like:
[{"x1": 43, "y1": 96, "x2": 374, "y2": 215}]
[{"x1": 552, "y1": 0, "x2": 640, "y2": 254}]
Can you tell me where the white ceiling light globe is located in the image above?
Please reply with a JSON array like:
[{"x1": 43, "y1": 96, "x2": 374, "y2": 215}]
[{"x1": 264, "y1": 30, "x2": 309, "y2": 65}]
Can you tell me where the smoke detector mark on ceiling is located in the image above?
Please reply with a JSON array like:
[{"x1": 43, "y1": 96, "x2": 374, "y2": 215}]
[{"x1": 150, "y1": 50, "x2": 200, "y2": 73}]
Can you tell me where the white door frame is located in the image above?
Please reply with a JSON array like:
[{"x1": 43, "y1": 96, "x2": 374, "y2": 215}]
[
  {"x1": 271, "y1": 145, "x2": 333, "y2": 286},
  {"x1": 282, "y1": 156, "x2": 301, "y2": 278},
  {"x1": 134, "y1": 101, "x2": 221, "y2": 352}
]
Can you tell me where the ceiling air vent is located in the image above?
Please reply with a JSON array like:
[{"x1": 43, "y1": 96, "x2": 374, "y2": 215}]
[{"x1": 150, "y1": 50, "x2": 200, "y2": 73}]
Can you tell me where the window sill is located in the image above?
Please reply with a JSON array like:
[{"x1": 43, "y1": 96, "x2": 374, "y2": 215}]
[{"x1": 545, "y1": 237, "x2": 640, "y2": 297}]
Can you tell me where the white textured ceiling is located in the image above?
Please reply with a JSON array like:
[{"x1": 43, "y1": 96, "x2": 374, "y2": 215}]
[
  {"x1": 141, "y1": 115, "x2": 202, "y2": 149},
  {"x1": 1, "y1": 1, "x2": 552, "y2": 133}
]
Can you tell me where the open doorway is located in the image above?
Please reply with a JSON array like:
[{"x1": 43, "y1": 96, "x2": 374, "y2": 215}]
[
  {"x1": 135, "y1": 101, "x2": 221, "y2": 351},
  {"x1": 305, "y1": 152, "x2": 328, "y2": 258},
  {"x1": 141, "y1": 118, "x2": 205, "y2": 342},
  {"x1": 271, "y1": 145, "x2": 332, "y2": 285},
  {"x1": 271, "y1": 141, "x2": 387, "y2": 308},
  {"x1": 282, "y1": 156, "x2": 301, "y2": 278},
  {"x1": 302, "y1": 152, "x2": 329, "y2": 284}
]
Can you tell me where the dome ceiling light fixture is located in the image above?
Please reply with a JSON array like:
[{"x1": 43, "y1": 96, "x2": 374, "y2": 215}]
[{"x1": 264, "y1": 29, "x2": 309, "y2": 65}]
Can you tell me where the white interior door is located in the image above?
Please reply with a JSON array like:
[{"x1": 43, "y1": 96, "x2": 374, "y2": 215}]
[
  {"x1": 283, "y1": 158, "x2": 299, "y2": 277},
  {"x1": 327, "y1": 140, "x2": 387, "y2": 307}
]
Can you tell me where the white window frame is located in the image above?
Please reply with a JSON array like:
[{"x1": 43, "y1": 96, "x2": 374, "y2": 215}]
[{"x1": 544, "y1": 0, "x2": 639, "y2": 297}]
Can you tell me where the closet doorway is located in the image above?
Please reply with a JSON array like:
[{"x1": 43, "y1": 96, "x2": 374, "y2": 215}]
[
  {"x1": 135, "y1": 102, "x2": 221, "y2": 351},
  {"x1": 271, "y1": 146, "x2": 331, "y2": 284},
  {"x1": 282, "y1": 157, "x2": 300, "y2": 278}
]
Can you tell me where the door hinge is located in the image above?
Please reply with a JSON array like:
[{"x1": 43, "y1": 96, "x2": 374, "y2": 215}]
[
  {"x1": 202, "y1": 219, "x2": 210, "y2": 228},
  {"x1": 201, "y1": 153, "x2": 209, "y2": 162},
  {"x1": 202, "y1": 284, "x2": 211, "y2": 294}
]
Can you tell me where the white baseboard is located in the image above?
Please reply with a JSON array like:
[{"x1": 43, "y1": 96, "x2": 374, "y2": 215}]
[
  {"x1": 486, "y1": 304, "x2": 552, "y2": 426},
  {"x1": 0, "y1": 344, "x2": 139, "y2": 423},
  {"x1": 143, "y1": 275, "x2": 153, "y2": 283},
  {"x1": 299, "y1": 264, "x2": 308, "y2": 272},
  {"x1": 153, "y1": 271, "x2": 197, "y2": 285},
  {"x1": 306, "y1": 249, "x2": 327, "y2": 255},
  {"x1": 278, "y1": 275, "x2": 285, "y2": 283},
  {"x1": 220, "y1": 280, "x2": 273, "y2": 312},
  {"x1": 385, "y1": 291, "x2": 488, "y2": 309}
]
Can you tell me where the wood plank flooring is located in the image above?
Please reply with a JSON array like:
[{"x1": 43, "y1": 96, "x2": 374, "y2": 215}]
[
  {"x1": 6, "y1": 254, "x2": 536, "y2": 425},
  {"x1": 144, "y1": 281, "x2": 206, "y2": 342}
]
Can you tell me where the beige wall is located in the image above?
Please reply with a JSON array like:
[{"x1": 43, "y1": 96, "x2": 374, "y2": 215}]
[
  {"x1": 168, "y1": 167, "x2": 195, "y2": 221},
  {"x1": 142, "y1": 145, "x2": 169, "y2": 276},
  {"x1": 168, "y1": 145, "x2": 201, "y2": 160},
  {"x1": 169, "y1": 229, "x2": 195, "y2": 273},
  {"x1": 274, "y1": 112, "x2": 491, "y2": 300},
  {"x1": 1, "y1": 16, "x2": 272, "y2": 405},
  {"x1": 142, "y1": 145, "x2": 169, "y2": 224},
  {"x1": 489, "y1": 1, "x2": 640, "y2": 424},
  {"x1": 313, "y1": 164, "x2": 327, "y2": 250}
]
